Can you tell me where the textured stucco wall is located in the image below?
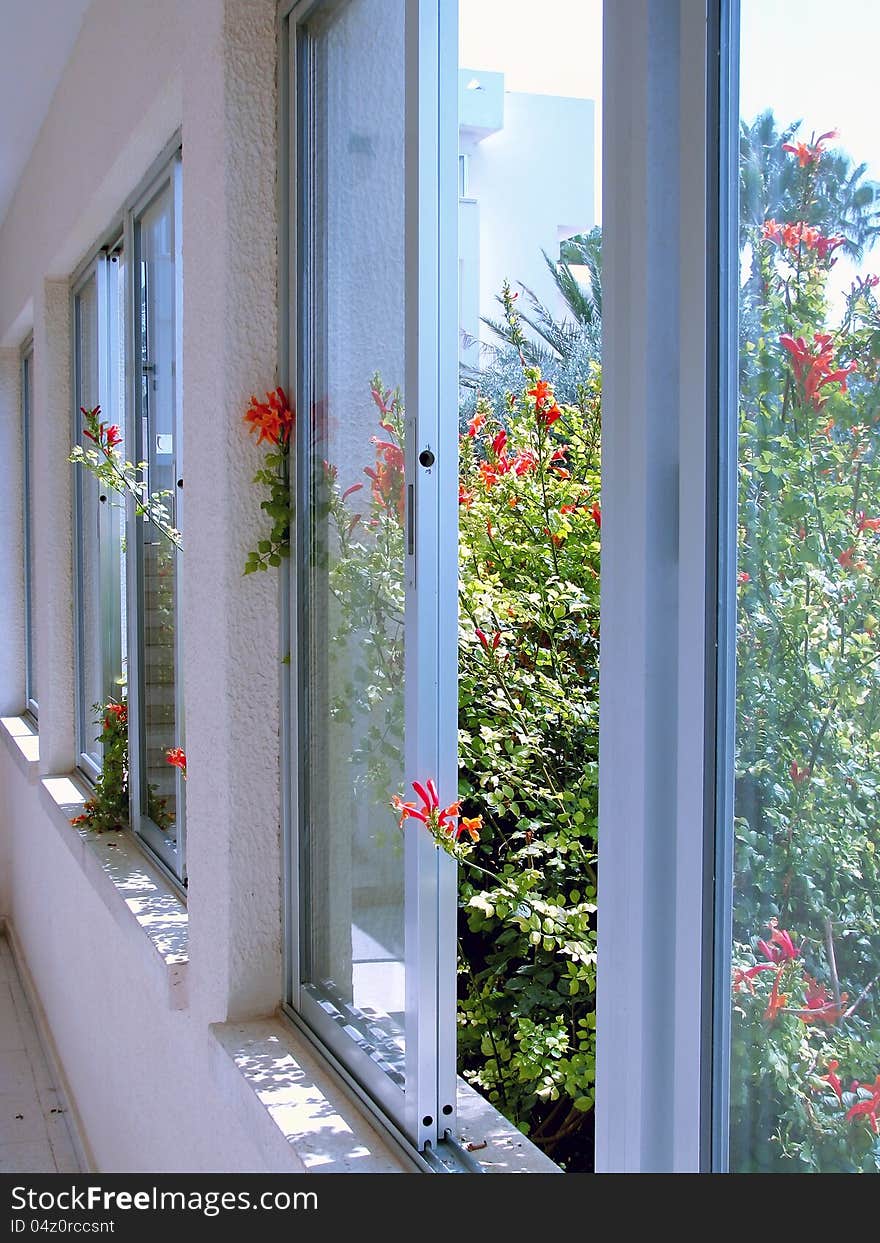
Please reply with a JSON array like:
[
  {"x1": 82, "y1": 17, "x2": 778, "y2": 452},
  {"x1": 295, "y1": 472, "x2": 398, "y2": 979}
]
[
  {"x1": 180, "y1": 0, "x2": 282, "y2": 1024},
  {"x1": 0, "y1": 0, "x2": 289, "y2": 1172}
]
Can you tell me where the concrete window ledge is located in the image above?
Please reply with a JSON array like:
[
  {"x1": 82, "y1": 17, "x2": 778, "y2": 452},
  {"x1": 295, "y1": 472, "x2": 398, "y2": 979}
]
[
  {"x1": 36, "y1": 773, "x2": 188, "y2": 1011},
  {"x1": 211, "y1": 1018, "x2": 560, "y2": 1175},
  {"x1": 1, "y1": 714, "x2": 40, "y2": 782}
]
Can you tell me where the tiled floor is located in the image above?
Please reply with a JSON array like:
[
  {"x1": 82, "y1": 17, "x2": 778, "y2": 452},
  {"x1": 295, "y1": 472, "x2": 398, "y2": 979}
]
[{"x1": 0, "y1": 934, "x2": 82, "y2": 1172}]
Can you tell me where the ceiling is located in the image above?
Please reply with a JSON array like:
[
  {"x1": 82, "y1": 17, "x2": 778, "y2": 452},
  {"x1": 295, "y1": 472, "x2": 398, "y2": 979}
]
[{"x1": 0, "y1": 0, "x2": 92, "y2": 230}]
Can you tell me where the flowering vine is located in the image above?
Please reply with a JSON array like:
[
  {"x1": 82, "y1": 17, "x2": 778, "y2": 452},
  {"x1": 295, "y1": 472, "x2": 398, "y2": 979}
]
[
  {"x1": 69, "y1": 406, "x2": 181, "y2": 548},
  {"x1": 243, "y1": 387, "x2": 294, "y2": 574}
]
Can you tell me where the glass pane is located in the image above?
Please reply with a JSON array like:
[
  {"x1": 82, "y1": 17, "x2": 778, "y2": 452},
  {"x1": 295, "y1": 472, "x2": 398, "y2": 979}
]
[
  {"x1": 137, "y1": 183, "x2": 180, "y2": 845},
  {"x1": 301, "y1": 0, "x2": 407, "y2": 1083},
  {"x1": 456, "y1": 0, "x2": 601, "y2": 1171},
  {"x1": 75, "y1": 276, "x2": 104, "y2": 768},
  {"x1": 23, "y1": 350, "x2": 36, "y2": 710},
  {"x1": 111, "y1": 253, "x2": 128, "y2": 698},
  {"x1": 731, "y1": 0, "x2": 880, "y2": 1172}
]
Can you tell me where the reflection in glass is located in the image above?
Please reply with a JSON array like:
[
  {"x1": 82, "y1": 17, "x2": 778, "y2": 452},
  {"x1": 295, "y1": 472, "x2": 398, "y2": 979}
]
[
  {"x1": 136, "y1": 182, "x2": 181, "y2": 845},
  {"x1": 300, "y1": 0, "x2": 407, "y2": 1081},
  {"x1": 731, "y1": 0, "x2": 880, "y2": 1172}
]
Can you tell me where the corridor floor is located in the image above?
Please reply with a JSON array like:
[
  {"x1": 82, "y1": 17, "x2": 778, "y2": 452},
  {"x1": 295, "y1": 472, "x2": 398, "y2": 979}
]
[{"x1": 0, "y1": 933, "x2": 82, "y2": 1172}]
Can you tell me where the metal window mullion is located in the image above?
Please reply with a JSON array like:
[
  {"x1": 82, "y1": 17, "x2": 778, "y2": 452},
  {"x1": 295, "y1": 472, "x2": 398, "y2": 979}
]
[
  {"x1": 96, "y1": 254, "x2": 120, "y2": 718},
  {"x1": 596, "y1": 0, "x2": 715, "y2": 1173},
  {"x1": 124, "y1": 206, "x2": 145, "y2": 844},
  {"x1": 710, "y1": 0, "x2": 741, "y2": 1173},
  {"x1": 434, "y1": 0, "x2": 459, "y2": 1136},
  {"x1": 22, "y1": 343, "x2": 37, "y2": 717},
  {"x1": 403, "y1": 0, "x2": 443, "y2": 1154},
  {"x1": 286, "y1": 12, "x2": 307, "y2": 1012},
  {"x1": 71, "y1": 282, "x2": 87, "y2": 764},
  {"x1": 171, "y1": 154, "x2": 186, "y2": 882},
  {"x1": 102, "y1": 247, "x2": 125, "y2": 705}
]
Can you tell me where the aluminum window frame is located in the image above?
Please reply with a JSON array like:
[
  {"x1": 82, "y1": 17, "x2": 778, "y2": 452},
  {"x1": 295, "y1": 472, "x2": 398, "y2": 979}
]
[
  {"x1": 124, "y1": 142, "x2": 186, "y2": 890},
  {"x1": 594, "y1": 0, "x2": 722, "y2": 1173},
  {"x1": 280, "y1": 0, "x2": 459, "y2": 1160},
  {"x1": 71, "y1": 238, "x2": 126, "y2": 783},
  {"x1": 21, "y1": 337, "x2": 37, "y2": 722},
  {"x1": 710, "y1": 0, "x2": 741, "y2": 1173}
]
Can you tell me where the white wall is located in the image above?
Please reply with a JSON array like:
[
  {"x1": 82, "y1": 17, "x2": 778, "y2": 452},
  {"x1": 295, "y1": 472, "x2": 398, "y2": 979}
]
[{"x1": 0, "y1": 0, "x2": 288, "y2": 1172}]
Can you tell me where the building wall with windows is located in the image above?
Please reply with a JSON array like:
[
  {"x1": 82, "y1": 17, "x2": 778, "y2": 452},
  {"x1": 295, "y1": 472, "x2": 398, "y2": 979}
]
[{"x1": 0, "y1": 0, "x2": 412, "y2": 1174}]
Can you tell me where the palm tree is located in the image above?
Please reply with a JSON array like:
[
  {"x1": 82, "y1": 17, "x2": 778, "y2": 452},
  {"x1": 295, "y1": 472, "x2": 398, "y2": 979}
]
[{"x1": 479, "y1": 226, "x2": 602, "y2": 372}]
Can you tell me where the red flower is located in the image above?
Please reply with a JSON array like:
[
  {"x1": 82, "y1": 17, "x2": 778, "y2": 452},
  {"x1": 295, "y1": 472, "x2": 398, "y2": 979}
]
[
  {"x1": 458, "y1": 816, "x2": 482, "y2": 843},
  {"x1": 846, "y1": 1075, "x2": 880, "y2": 1133},
  {"x1": 467, "y1": 410, "x2": 485, "y2": 438},
  {"x1": 341, "y1": 482, "x2": 364, "y2": 501},
  {"x1": 782, "y1": 130, "x2": 838, "y2": 166},
  {"x1": 475, "y1": 628, "x2": 501, "y2": 653},
  {"x1": 738, "y1": 571, "x2": 750, "y2": 584},
  {"x1": 491, "y1": 428, "x2": 508, "y2": 457},
  {"x1": 763, "y1": 967, "x2": 788, "y2": 1022},
  {"x1": 800, "y1": 975, "x2": 848, "y2": 1026},
  {"x1": 838, "y1": 545, "x2": 856, "y2": 569},
  {"x1": 370, "y1": 383, "x2": 393, "y2": 417},
  {"x1": 763, "y1": 219, "x2": 843, "y2": 259},
  {"x1": 459, "y1": 485, "x2": 474, "y2": 509},
  {"x1": 820, "y1": 1060, "x2": 843, "y2": 1104},
  {"x1": 779, "y1": 333, "x2": 857, "y2": 410},
  {"x1": 363, "y1": 427, "x2": 406, "y2": 521},
  {"x1": 542, "y1": 403, "x2": 562, "y2": 428},
  {"x1": 244, "y1": 387, "x2": 294, "y2": 447},
  {"x1": 106, "y1": 425, "x2": 122, "y2": 448},
  {"x1": 590, "y1": 502, "x2": 601, "y2": 529},
  {"x1": 816, "y1": 233, "x2": 845, "y2": 260},
  {"x1": 393, "y1": 780, "x2": 462, "y2": 840},
  {"x1": 104, "y1": 702, "x2": 127, "y2": 730},
  {"x1": 166, "y1": 748, "x2": 187, "y2": 780},
  {"x1": 527, "y1": 379, "x2": 563, "y2": 428},
  {"x1": 856, "y1": 511, "x2": 880, "y2": 532},
  {"x1": 757, "y1": 922, "x2": 800, "y2": 962},
  {"x1": 790, "y1": 760, "x2": 811, "y2": 785},
  {"x1": 733, "y1": 962, "x2": 777, "y2": 993},
  {"x1": 510, "y1": 451, "x2": 534, "y2": 477}
]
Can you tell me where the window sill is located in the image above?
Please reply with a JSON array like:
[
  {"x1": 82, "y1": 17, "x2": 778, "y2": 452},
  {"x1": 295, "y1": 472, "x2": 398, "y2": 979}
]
[
  {"x1": 35, "y1": 770, "x2": 188, "y2": 1011},
  {"x1": 0, "y1": 714, "x2": 40, "y2": 781},
  {"x1": 211, "y1": 1018, "x2": 561, "y2": 1174}
]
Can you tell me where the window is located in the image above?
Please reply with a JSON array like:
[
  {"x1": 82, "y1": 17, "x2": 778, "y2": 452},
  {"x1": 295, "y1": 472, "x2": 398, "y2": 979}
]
[
  {"x1": 126, "y1": 153, "x2": 185, "y2": 885},
  {"x1": 284, "y1": 0, "x2": 602, "y2": 1172},
  {"x1": 21, "y1": 340, "x2": 37, "y2": 720},
  {"x1": 720, "y1": 0, "x2": 880, "y2": 1174},
  {"x1": 72, "y1": 247, "x2": 126, "y2": 780},
  {"x1": 284, "y1": 0, "x2": 458, "y2": 1157}
]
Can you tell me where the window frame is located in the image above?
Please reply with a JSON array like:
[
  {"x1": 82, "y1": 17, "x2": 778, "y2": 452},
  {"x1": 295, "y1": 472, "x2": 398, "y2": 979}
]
[
  {"x1": 21, "y1": 337, "x2": 37, "y2": 722},
  {"x1": 123, "y1": 142, "x2": 186, "y2": 889},
  {"x1": 593, "y1": 0, "x2": 722, "y2": 1173},
  {"x1": 70, "y1": 238, "x2": 126, "y2": 783},
  {"x1": 280, "y1": 0, "x2": 459, "y2": 1161},
  {"x1": 277, "y1": 0, "x2": 735, "y2": 1175}
]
